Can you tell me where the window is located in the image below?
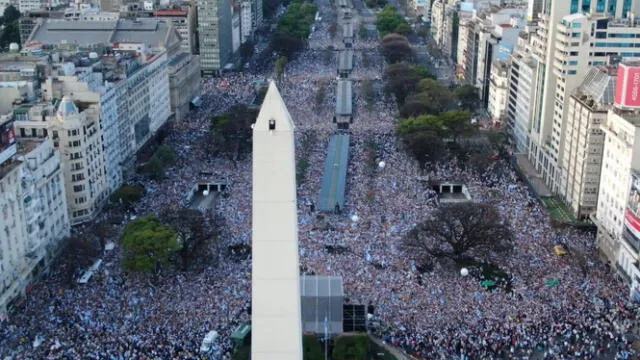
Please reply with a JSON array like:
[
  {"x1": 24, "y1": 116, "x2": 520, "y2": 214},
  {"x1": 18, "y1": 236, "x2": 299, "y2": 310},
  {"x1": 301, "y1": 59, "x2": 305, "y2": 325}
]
[
  {"x1": 570, "y1": 51, "x2": 579, "y2": 56},
  {"x1": 568, "y1": 60, "x2": 578, "y2": 66},
  {"x1": 31, "y1": 128, "x2": 36, "y2": 137},
  {"x1": 568, "y1": 70, "x2": 578, "y2": 75},
  {"x1": 596, "y1": 31, "x2": 607, "y2": 38},
  {"x1": 73, "y1": 185, "x2": 84, "y2": 192},
  {"x1": 572, "y1": 32, "x2": 581, "y2": 38}
]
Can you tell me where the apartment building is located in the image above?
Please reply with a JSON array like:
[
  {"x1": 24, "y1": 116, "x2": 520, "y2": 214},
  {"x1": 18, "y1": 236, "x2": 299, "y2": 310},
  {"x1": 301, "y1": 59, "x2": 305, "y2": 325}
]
[
  {"x1": 505, "y1": 33, "x2": 540, "y2": 154},
  {"x1": 526, "y1": 0, "x2": 640, "y2": 194},
  {"x1": 168, "y1": 52, "x2": 202, "y2": 121},
  {"x1": 197, "y1": 0, "x2": 233, "y2": 74},
  {"x1": 0, "y1": 119, "x2": 70, "y2": 313},
  {"x1": 596, "y1": 107, "x2": 640, "y2": 291},
  {"x1": 13, "y1": 98, "x2": 109, "y2": 225},
  {"x1": 431, "y1": 0, "x2": 457, "y2": 60},
  {"x1": 154, "y1": 8, "x2": 197, "y2": 54},
  {"x1": 240, "y1": 1, "x2": 252, "y2": 44},
  {"x1": 487, "y1": 59, "x2": 509, "y2": 125},
  {"x1": 560, "y1": 66, "x2": 614, "y2": 220}
]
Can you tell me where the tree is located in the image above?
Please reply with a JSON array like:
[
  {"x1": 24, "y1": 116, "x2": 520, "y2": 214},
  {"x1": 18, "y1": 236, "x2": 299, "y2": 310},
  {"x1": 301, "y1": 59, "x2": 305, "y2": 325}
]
[
  {"x1": 271, "y1": 0, "x2": 317, "y2": 56},
  {"x1": 412, "y1": 65, "x2": 435, "y2": 79},
  {"x1": 359, "y1": 23, "x2": 368, "y2": 40},
  {"x1": 398, "y1": 126, "x2": 445, "y2": 167},
  {"x1": 109, "y1": 184, "x2": 146, "y2": 209},
  {"x1": 140, "y1": 156, "x2": 165, "y2": 179},
  {"x1": 394, "y1": 22, "x2": 411, "y2": 35},
  {"x1": 380, "y1": 33, "x2": 412, "y2": 64},
  {"x1": 239, "y1": 40, "x2": 255, "y2": 63},
  {"x1": 155, "y1": 145, "x2": 177, "y2": 165},
  {"x1": 404, "y1": 203, "x2": 514, "y2": 263},
  {"x1": 453, "y1": 84, "x2": 479, "y2": 110},
  {"x1": 3, "y1": 5, "x2": 20, "y2": 23},
  {"x1": 160, "y1": 208, "x2": 218, "y2": 269},
  {"x1": 303, "y1": 335, "x2": 324, "y2": 360},
  {"x1": 400, "y1": 91, "x2": 444, "y2": 117},
  {"x1": 121, "y1": 216, "x2": 180, "y2": 273},
  {"x1": 333, "y1": 334, "x2": 369, "y2": 360},
  {"x1": 210, "y1": 104, "x2": 258, "y2": 159},
  {"x1": 361, "y1": 79, "x2": 375, "y2": 108},
  {"x1": 63, "y1": 235, "x2": 101, "y2": 284},
  {"x1": 375, "y1": 6, "x2": 408, "y2": 37},
  {"x1": 271, "y1": 32, "x2": 304, "y2": 57},
  {"x1": 0, "y1": 20, "x2": 20, "y2": 49},
  {"x1": 383, "y1": 62, "x2": 420, "y2": 105},
  {"x1": 440, "y1": 110, "x2": 475, "y2": 142},
  {"x1": 275, "y1": 56, "x2": 288, "y2": 79},
  {"x1": 398, "y1": 79, "x2": 453, "y2": 117}
]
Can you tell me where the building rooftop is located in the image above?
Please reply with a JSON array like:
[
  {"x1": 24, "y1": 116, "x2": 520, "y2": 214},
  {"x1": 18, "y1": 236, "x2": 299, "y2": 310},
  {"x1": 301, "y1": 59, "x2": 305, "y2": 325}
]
[
  {"x1": 27, "y1": 18, "x2": 175, "y2": 49},
  {"x1": 612, "y1": 107, "x2": 640, "y2": 127},
  {"x1": 574, "y1": 66, "x2": 617, "y2": 110}
]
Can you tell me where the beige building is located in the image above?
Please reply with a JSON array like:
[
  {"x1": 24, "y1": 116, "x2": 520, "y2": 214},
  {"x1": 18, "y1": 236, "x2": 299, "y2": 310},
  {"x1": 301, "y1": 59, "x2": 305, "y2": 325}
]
[
  {"x1": 13, "y1": 98, "x2": 109, "y2": 224},
  {"x1": 168, "y1": 52, "x2": 201, "y2": 122},
  {"x1": 0, "y1": 131, "x2": 70, "y2": 314},
  {"x1": 559, "y1": 66, "x2": 613, "y2": 220}
]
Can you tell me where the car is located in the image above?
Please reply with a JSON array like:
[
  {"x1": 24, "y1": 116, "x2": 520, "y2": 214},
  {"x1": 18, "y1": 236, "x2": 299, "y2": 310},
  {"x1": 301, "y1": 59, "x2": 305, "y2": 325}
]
[{"x1": 200, "y1": 331, "x2": 219, "y2": 353}]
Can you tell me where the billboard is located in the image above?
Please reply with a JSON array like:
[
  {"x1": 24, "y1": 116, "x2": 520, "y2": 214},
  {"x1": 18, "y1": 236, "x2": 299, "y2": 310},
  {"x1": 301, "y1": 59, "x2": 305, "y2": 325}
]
[
  {"x1": 615, "y1": 63, "x2": 640, "y2": 108},
  {"x1": 625, "y1": 172, "x2": 640, "y2": 239},
  {"x1": 0, "y1": 120, "x2": 16, "y2": 166}
]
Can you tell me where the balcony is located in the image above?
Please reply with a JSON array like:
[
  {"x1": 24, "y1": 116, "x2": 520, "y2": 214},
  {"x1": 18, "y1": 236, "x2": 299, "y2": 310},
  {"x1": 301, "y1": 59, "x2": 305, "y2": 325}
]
[{"x1": 622, "y1": 227, "x2": 640, "y2": 253}]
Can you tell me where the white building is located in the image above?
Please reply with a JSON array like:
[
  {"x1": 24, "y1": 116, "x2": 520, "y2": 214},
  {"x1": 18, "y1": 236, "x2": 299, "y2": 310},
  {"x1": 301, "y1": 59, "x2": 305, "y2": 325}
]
[
  {"x1": 487, "y1": 60, "x2": 509, "y2": 125},
  {"x1": 526, "y1": 1, "x2": 640, "y2": 193},
  {"x1": 431, "y1": 0, "x2": 457, "y2": 60},
  {"x1": 240, "y1": 1, "x2": 253, "y2": 44},
  {"x1": 560, "y1": 66, "x2": 613, "y2": 220},
  {"x1": 596, "y1": 107, "x2": 640, "y2": 294},
  {"x1": 13, "y1": 98, "x2": 110, "y2": 225},
  {"x1": 506, "y1": 34, "x2": 539, "y2": 154},
  {"x1": 18, "y1": 0, "x2": 43, "y2": 14},
  {"x1": 0, "y1": 131, "x2": 70, "y2": 314}
]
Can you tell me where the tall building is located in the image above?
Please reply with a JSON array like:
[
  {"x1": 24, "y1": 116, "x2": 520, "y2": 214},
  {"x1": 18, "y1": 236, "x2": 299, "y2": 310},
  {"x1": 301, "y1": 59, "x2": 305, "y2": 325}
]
[
  {"x1": 560, "y1": 66, "x2": 614, "y2": 220},
  {"x1": 595, "y1": 106, "x2": 640, "y2": 293},
  {"x1": 154, "y1": 9, "x2": 198, "y2": 54},
  {"x1": 251, "y1": 81, "x2": 302, "y2": 359},
  {"x1": 0, "y1": 118, "x2": 70, "y2": 314},
  {"x1": 487, "y1": 59, "x2": 509, "y2": 125},
  {"x1": 240, "y1": 1, "x2": 252, "y2": 44},
  {"x1": 431, "y1": 0, "x2": 457, "y2": 60},
  {"x1": 13, "y1": 98, "x2": 110, "y2": 224},
  {"x1": 526, "y1": 0, "x2": 640, "y2": 193},
  {"x1": 18, "y1": 0, "x2": 44, "y2": 14},
  {"x1": 251, "y1": 0, "x2": 262, "y2": 30},
  {"x1": 505, "y1": 32, "x2": 540, "y2": 154},
  {"x1": 197, "y1": 0, "x2": 233, "y2": 75}
]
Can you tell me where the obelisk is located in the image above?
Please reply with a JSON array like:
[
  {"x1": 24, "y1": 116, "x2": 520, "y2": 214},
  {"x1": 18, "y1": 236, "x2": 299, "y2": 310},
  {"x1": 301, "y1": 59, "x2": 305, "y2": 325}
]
[{"x1": 251, "y1": 81, "x2": 303, "y2": 360}]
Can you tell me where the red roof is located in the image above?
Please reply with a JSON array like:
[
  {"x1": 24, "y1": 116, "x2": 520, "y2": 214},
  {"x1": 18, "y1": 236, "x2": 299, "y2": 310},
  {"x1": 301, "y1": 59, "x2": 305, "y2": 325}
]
[
  {"x1": 499, "y1": 24, "x2": 513, "y2": 28},
  {"x1": 153, "y1": 10, "x2": 187, "y2": 16}
]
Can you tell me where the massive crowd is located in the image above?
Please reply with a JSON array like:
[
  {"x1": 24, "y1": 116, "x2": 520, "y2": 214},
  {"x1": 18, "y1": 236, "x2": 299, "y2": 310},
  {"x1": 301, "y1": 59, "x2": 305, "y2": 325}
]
[{"x1": 1, "y1": 1, "x2": 639, "y2": 359}]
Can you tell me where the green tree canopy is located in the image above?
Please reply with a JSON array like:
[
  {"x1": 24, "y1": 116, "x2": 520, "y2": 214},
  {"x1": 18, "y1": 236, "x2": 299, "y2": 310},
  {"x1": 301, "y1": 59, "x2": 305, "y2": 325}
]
[
  {"x1": 375, "y1": 6, "x2": 409, "y2": 37},
  {"x1": 453, "y1": 84, "x2": 479, "y2": 110},
  {"x1": 383, "y1": 62, "x2": 420, "y2": 105},
  {"x1": 210, "y1": 104, "x2": 258, "y2": 159},
  {"x1": 440, "y1": 109, "x2": 475, "y2": 141},
  {"x1": 122, "y1": 216, "x2": 180, "y2": 273},
  {"x1": 275, "y1": 56, "x2": 288, "y2": 79},
  {"x1": 332, "y1": 334, "x2": 370, "y2": 360},
  {"x1": 271, "y1": 0, "x2": 317, "y2": 56},
  {"x1": 109, "y1": 184, "x2": 146, "y2": 209}
]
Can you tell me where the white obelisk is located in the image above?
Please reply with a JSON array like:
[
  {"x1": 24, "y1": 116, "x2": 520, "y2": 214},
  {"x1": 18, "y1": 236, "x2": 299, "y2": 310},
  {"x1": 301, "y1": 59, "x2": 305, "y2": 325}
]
[{"x1": 251, "y1": 81, "x2": 303, "y2": 360}]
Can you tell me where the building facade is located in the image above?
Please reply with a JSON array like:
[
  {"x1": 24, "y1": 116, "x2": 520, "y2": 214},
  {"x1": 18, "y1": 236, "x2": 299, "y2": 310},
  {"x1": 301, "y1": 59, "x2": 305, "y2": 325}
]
[
  {"x1": 487, "y1": 59, "x2": 509, "y2": 125},
  {"x1": 197, "y1": 0, "x2": 233, "y2": 74},
  {"x1": 506, "y1": 35, "x2": 539, "y2": 154},
  {"x1": 0, "y1": 130, "x2": 70, "y2": 314},
  {"x1": 560, "y1": 67, "x2": 613, "y2": 220},
  {"x1": 13, "y1": 98, "x2": 110, "y2": 224}
]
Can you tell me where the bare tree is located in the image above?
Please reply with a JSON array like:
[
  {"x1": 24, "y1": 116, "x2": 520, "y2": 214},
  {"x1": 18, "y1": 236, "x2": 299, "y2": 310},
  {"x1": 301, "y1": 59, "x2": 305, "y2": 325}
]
[
  {"x1": 404, "y1": 203, "x2": 514, "y2": 263},
  {"x1": 160, "y1": 208, "x2": 219, "y2": 269}
]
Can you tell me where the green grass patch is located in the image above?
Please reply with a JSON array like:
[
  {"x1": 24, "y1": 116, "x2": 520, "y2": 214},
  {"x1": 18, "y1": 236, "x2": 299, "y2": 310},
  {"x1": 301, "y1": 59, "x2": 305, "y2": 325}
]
[{"x1": 542, "y1": 197, "x2": 576, "y2": 223}]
